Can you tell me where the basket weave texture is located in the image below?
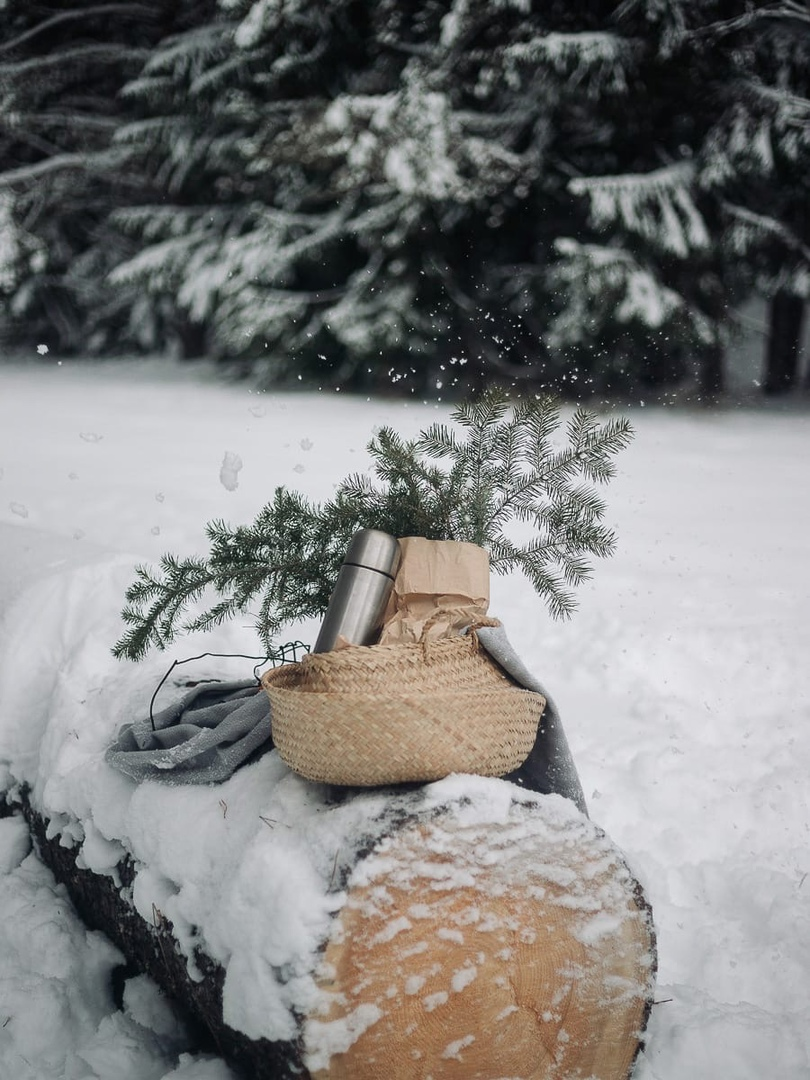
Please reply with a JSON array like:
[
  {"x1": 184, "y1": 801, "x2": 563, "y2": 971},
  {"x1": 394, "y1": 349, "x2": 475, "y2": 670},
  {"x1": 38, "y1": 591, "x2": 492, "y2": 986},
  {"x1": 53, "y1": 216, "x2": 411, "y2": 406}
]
[{"x1": 261, "y1": 631, "x2": 545, "y2": 786}]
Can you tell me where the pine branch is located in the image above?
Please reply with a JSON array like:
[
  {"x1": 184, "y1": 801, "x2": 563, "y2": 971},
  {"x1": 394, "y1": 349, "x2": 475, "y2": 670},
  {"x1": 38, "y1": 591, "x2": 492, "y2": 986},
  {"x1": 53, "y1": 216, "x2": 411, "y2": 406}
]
[
  {"x1": 720, "y1": 200, "x2": 810, "y2": 264},
  {"x1": 112, "y1": 554, "x2": 215, "y2": 661},
  {"x1": 113, "y1": 392, "x2": 633, "y2": 661},
  {"x1": 0, "y1": 148, "x2": 138, "y2": 190},
  {"x1": 0, "y1": 44, "x2": 151, "y2": 79},
  {"x1": 0, "y1": 5, "x2": 158, "y2": 55}
]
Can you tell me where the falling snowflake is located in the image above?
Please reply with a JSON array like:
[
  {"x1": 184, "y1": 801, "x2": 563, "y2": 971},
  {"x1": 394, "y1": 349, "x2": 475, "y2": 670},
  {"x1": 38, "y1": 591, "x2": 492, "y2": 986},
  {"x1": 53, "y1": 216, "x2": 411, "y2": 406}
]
[{"x1": 219, "y1": 451, "x2": 243, "y2": 492}]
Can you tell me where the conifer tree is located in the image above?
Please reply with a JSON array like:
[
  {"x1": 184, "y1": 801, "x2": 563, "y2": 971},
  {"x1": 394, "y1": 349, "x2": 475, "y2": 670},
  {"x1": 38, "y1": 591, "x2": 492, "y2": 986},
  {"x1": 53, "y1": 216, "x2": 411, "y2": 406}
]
[
  {"x1": 545, "y1": 0, "x2": 742, "y2": 400},
  {"x1": 109, "y1": 0, "x2": 715, "y2": 396},
  {"x1": 0, "y1": 1, "x2": 179, "y2": 351},
  {"x1": 5, "y1": 0, "x2": 802, "y2": 399},
  {"x1": 558, "y1": 0, "x2": 810, "y2": 399},
  {"x1": 109, "y1": 0, "x2": 371, "y2": 374},
  {"x1": 696, "y1": 0, "x2": 810, "y2": 393}
]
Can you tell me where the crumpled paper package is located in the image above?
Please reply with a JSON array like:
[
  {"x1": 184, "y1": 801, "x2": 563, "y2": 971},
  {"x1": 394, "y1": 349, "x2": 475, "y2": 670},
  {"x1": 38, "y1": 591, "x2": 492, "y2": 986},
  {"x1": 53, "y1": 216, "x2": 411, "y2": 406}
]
[{"x1": 377, "y1": 536, "x2": 490, "y2": 644}]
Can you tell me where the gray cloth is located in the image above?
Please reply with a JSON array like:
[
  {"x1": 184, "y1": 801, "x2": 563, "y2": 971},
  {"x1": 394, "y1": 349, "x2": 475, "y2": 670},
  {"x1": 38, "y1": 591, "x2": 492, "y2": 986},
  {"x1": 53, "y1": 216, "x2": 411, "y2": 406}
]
[
  {"x1": 106, "y1": 628, "x2": 587, "y2": 814},
  {"x1": 476, "y1": 625, "x2": 587, "y2": 816},
  {"x1": 106, "y1": 680, "x2": 270, "y2": 785}
]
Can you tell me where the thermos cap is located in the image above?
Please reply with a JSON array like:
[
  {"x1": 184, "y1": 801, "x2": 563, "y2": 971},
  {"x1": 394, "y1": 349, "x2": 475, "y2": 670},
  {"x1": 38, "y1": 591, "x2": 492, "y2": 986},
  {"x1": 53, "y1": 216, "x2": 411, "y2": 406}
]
[{"x1": 344, "y1": 528, "x2": 401, "y2": 579}]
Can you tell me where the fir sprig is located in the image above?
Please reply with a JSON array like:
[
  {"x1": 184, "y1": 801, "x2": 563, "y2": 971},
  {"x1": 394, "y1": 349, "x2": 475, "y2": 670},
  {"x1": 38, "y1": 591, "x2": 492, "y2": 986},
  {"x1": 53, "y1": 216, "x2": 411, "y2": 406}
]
[{"x1": 113, "y1": 392, "x2": 633, "y2": 661}]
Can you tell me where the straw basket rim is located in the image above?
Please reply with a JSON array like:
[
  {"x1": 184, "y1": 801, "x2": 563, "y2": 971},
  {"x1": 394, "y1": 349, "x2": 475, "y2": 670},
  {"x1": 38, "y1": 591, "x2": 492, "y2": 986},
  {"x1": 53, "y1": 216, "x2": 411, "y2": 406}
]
[{"x1": 261, "y1": 633, "x2": 545, "y2": 786}]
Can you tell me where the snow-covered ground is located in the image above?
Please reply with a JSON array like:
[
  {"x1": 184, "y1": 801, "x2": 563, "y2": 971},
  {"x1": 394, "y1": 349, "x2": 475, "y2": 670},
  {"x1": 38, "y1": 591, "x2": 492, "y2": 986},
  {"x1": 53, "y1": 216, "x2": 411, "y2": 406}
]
[{"x1": 0, "y1": 358, "x2": 808, "y2": 1079}]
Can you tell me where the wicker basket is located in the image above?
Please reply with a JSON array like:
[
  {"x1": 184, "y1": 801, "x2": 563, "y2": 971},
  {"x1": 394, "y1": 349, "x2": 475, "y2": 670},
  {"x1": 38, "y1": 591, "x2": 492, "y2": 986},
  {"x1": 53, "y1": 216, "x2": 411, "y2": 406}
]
[{"x1": 261, "y1": 631, "x2": 545, "y2": 786}]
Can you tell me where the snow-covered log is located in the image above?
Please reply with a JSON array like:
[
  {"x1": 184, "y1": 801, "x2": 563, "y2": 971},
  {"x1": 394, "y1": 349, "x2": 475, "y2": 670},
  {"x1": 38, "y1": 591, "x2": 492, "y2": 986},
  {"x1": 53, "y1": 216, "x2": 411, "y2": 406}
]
[
  {"x1": 12, "y1": 777, "x2": 655, "y2": 1080},
  {"x1": 14, "y1": 788, "x2": 300, "y2": 1080},
  {"x1": 0, "y1": 548, "x2": 654, "y2": 1078}
]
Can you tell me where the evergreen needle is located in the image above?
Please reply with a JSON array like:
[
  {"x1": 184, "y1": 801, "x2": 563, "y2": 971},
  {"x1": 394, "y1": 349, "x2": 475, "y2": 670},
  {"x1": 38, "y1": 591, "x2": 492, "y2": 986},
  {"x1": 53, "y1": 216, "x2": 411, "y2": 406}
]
[{"x1": 113, "y1": 391, "x2": 633, "y2": 661}]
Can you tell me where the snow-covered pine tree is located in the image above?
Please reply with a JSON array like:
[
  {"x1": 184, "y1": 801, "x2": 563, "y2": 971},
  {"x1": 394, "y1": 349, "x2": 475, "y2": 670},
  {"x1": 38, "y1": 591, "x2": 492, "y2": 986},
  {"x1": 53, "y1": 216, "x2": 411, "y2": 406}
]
[
  {"x1": 556, "y1": 0, "x2": 810, "y2": 400},
  {"x1": 108, "y1": 0, "x2": 715, "y2": 397},
  {"x1": 544, "y1": 0, "x2": 747, "y2": 400},
  {"x1": 557, "y1": 163, "x2": 725, "y2": 397},
  {"x1": 697, "y1": 0, "x2": 810, "y2": 393},
  {"x1": 109, "y1": 0, "x2": 380, "y2": 376},
  {"x1": 107, "y1": 0, "x2": 249, "y2": 359},
  {"x1": 0, "y1": 1, "x2": 183, "y2": 353}
]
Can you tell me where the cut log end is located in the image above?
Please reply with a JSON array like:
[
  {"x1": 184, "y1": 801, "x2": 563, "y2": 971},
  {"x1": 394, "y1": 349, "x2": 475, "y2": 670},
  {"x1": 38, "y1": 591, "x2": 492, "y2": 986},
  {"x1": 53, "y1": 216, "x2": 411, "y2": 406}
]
[
  {"x1": 14, "y1": 783, "x2": 655, "y2": 1080},
  {"x1": 306, "y1": 807, "x2": 655, "y2": 1080}
]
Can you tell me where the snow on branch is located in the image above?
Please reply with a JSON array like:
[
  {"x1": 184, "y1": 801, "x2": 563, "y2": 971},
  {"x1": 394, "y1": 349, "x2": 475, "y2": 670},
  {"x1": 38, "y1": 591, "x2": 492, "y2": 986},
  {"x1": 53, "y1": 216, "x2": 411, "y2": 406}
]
[
  {"x1": 109, "y1": 234, "x2": 205, "y2": 294},
  {"x1": 0, "y1": 4, "x2": 157, "y2": 55},
  {"x1": 0, "y1": 44, "x2": 150, "y2": 79},
  {"x1": 7, "y1": 111, "x2": 119, "y2": 134},
  {"x1": 322, "y1": 84, "x2": 470, "y2": 202},
  {"x1": 315, "y1": 68, "x2": 531, "y2": 204},
  {"x1": 776, "y1": 0, "x2": 810, "y2": 23},
  {"x1": 721, "y1": 200, "x2": 810, "y2": 266},
  {"x1": 190, "y1": 51, "x2": 268, "y2": 97},
  {"x1": 112, "y1": 203, "x2": 227, "y2": 241},
  {"x1": 549, "y1": 238, "x2": 714, "y2": 344},
  {"x1": 325, "y1": 277, "x2": 416, "y2": 355},
  {"x1": 501, "y1": 31, "x2": 639, "y2": 95},
  {"x1": 121, "y1": 25, "x2": 232, "y2": 94},
  {"x1": 234, "y1": 0, "x2": 319, "y2": 48},
  {"x1": 570, "y1": 162, "x2": 709, "y2": 257},
  {"x1": 506, "y1": 31, "x2": 636, "y2": 68},
  {"x1": 694, "y1": 0, "x2": 810, "y2": 39},
  {"x1": 439, "y1": 0, "x2": 536, "y2": 48},
  {"x1": 0, "y1": 148, "x2": 135, "y2": 190},
  {"x1": 740, "y1": 80, "x2": 810, "y2": 131},
  {"x1": 0, "y1": 194, "x2": 22, "y2": 290},
  {"x1": 111, "y1": 196, "x2": 362, "y2": 331},
  {"x1": 701, "y1": 84, "x2": 809, "y2": 188}
]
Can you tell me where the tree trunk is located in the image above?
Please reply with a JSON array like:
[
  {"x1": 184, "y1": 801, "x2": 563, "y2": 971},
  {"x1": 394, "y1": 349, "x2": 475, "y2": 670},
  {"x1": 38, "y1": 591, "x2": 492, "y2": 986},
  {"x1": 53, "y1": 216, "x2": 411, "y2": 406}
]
[
  {"x1": 698, "y1": 341, "x2": 725, "y2": 402},
  {"x1": 175, "y1": 316, "x2": 208, "y2": 360},
  {"x1": 11, "y1": 784, "x2": 656, "y2": 1080},
  {"x1": 764, "y1": 290, "x2": 805, "y2": 395}
]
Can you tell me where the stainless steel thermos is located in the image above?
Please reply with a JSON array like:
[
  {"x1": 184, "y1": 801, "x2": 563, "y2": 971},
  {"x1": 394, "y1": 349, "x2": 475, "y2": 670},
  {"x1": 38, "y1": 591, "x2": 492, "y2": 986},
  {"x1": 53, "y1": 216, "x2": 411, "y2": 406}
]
[{"x1": 313, "y1": 529, "x2": 401, "y2": 653}]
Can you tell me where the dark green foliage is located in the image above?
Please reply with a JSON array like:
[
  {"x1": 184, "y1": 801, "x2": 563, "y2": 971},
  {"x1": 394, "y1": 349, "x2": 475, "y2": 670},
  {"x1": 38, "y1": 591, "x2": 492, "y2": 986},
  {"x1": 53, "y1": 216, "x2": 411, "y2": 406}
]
[
  {"x1": 572, "y1": 0, "x2": 810, "y2": 396},
  {"x1": 84, "y1": 0, "x2": 734, "y2": 394},
  {"x1": 696, "y1": 0, "x2": 810, "y2": 391},
  {"x1": 113, "y1": 393, "x2": 633, "y2": 661},
  {"x1": 4, "y1": 2, "x2": 805, "y2": 396},
  {"x1": 0, "y1": 0, "x2": 213, "y2": 353}
]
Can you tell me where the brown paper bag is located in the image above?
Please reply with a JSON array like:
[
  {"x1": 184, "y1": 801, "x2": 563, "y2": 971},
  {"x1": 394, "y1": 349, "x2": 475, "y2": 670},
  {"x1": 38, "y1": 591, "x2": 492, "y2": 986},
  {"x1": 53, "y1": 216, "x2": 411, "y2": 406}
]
[{"x1": 377, "y1": 536, "x2": 490, "y2": 644}]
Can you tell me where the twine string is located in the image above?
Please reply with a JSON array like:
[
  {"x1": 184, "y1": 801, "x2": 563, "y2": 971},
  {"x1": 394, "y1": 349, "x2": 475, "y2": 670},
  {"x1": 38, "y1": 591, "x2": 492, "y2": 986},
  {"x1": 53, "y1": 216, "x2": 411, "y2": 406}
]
[{"x1": 148, "y1": 641, "x2": 309, "y2": 731}]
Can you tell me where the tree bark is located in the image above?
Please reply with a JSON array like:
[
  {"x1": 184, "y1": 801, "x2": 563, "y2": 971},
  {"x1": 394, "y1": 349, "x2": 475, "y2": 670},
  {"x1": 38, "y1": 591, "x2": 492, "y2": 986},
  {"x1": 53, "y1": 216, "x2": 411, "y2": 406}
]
[
  {"x1": 14, "y1": 792, "x2": 302, "y2": 1080},
  {"x1": 698, "y1": 341, "x2": 725, "y2": 402},
  {"x1": 174, "y1": 316, "x2": 209, "y2": 360},
  {"x1": 764, "y1": 290, "x2": 806, "y2": 394}
]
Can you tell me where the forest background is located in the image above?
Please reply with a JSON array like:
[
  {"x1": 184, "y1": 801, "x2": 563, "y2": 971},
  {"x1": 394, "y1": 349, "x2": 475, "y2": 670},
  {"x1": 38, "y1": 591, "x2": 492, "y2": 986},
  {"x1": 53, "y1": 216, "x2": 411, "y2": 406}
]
[{"x1": 0, "y1": 0, "x2": 808, "y2": 402}]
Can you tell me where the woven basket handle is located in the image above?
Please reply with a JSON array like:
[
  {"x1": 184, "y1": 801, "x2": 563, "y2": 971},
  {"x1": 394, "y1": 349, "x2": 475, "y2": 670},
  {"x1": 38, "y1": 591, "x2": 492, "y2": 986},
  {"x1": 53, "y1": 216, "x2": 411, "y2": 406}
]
[{"x1": 418, "y1": 613, "x2": 501, "y2": 661}]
